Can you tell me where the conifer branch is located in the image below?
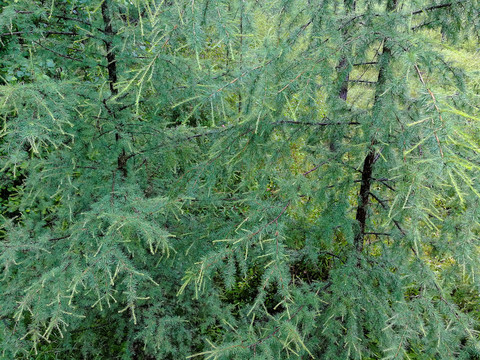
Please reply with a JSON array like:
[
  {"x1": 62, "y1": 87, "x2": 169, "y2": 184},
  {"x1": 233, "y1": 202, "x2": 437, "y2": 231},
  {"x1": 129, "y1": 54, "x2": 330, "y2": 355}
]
[
  {"x1": 353, "y1": 61, "x2": 378, "y2": 66},
  {"x1": 368, "y1": 191, "x2": 407, "y2": 237},
  {"x1": 0, "y1": 31, "x2": 25, "y2": 36},
  {"x1": 375, "y1": 178, "x2": 396, "y2": 192},
  {"x1": 369, "y1": 191, "x2": 388, "y2": 207},
  {"x1": 319, "y1": 251, "x2": 345, "y2": 263},
  {"x1": 13, "y1": 9, "x2": 33, "y2": 14},
  {"x1": 202, "y1": 201, "x2": 291, "y2": 274},
  {"x1": 413, "y1": 64, "x2": 444, "y2": 157},
  {"x1": 411, "y1": 2, "x2": 458, "y2": 15},
  {"x1": 411, "y1": 20, "x2": 436, "y2": 31},
  {"x1": 53, "y1": 15, "x2": 92, "y2": 26},
  {"x1": 2, "y1": 0, "x2": 478, "y2": 356},
  {"x1": 274, "y1": 120, "x2": 360, "y2": 126},
  {"x1": 341, "y1": 1, "x2": 462, "y2": 29},
  {"x1": 248, "y1": 305, "x2": 305, "y2": 353},
  {"x1": 210, "y1": 59, "x2": 274, "y2": 97},
  {"x1": 33, "y1": 40, "x2": 83, "y2": 62},
  {"x1": 303, "y1": 162, "x2": 327, "y2": 176},
  {"x1": 48, "y1": 235, "x2": 70, "y2": 242},
  {"x1": 247, "y1": 201, "x2": 291, "y2": 240},
  {"x1": 349, "y1": 79, "x2": 376, "y2": 85},
  {"x1": 0, "y1": 31, "x2": 77, "y2": 37}
]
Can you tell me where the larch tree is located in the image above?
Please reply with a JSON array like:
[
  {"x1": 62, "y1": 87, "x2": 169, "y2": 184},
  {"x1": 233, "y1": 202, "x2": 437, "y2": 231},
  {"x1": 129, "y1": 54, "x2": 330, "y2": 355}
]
[{"x1": 1, "y1": 0, "x2": 480, "y2": 359}]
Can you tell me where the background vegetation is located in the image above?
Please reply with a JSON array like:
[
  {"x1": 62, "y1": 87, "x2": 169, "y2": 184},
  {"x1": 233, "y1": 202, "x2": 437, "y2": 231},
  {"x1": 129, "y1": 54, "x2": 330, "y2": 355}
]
[{"x1": 1, "y1": 0, "x2": 480, "y2": 358}]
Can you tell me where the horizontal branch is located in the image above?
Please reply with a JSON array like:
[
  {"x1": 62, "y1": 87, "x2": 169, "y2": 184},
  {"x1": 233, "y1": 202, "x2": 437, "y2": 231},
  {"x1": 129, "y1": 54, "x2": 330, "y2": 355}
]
[
  {"x1": 45, "y1": 31, "x2": 78, "y2": 37},
  {"x1": 411, "y1": 2, "x2": 455, "y2": 15},
  {"x1": 48, "y1": 235, "x2": 70, "y2": 242},
  {"x1": 14, "y1": 9, "x2": 33, "y2": 14},
  {"x1": 0, "y1": 31, "x2": 24, "y2": 37},
  {"x1": 341, "y1": 1, "x2": 461, "y2": 30},
  {"x1": 349, "y1": 80, "x2": 377, "y2": 85},
  {"x1": 411, "y1": 20, "x2": 436, "y2": 31},
  {"x1": 353, "y1": 61, "x2": 378, "y2": 66},
  {"x1": 0, "y1": 31, "x2": 77, "y2": 37},
  {"x1": 128, "y1": 127, "x2": 228, "y2": 159},
  {"x1": 274, "y1": 120, "x2": 360, "y2": 126},
  {"x1": 33, "y1": 40, "x2": 83, "y2": 62},
  {"x1": 53, "y1": 15, "x2": 92, "y2": 26}
]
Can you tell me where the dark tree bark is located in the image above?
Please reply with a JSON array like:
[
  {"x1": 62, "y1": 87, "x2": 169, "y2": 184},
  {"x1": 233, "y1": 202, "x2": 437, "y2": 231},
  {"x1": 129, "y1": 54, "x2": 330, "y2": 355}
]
[
  {"x1": 353, "y1": 0, "x2": 396, "y2": 253},
  {"x1": 101, "y1": 0, "x2": 127, "y2": 178}
]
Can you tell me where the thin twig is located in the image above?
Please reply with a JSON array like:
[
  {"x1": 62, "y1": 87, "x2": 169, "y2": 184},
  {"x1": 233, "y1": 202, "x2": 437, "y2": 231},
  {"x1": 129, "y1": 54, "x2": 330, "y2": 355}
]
[
  {"x1": 353, "y1": 61, "x2": 378, "y2": 66},
  {"x1": 274, "y1": 120, "x2": 360, "y2": 126},
  {"x1": 303, "y1": 162, "x2": 326, "y2": 176},
  {"x1": 414, "y1": 64, "x2": 444, "y2": 157},
  {"x1": 349, "y1": 80, "x2": 377, "y2": 85},
  {"x1": 53, "y1": 15, "x2": 92, "y2": 26},
  {"x1": 369, "y1": 192, "x2": 388, "y2": 208},
  {"x1": 411, "y1": 2, "x2": 456, "y2": 15},
  {"x1": 33, "y1": 40, "x2": 83, "y2": 62},
  {"x1": 375, "y1": 178, "x2": 396, "y2": 192},
  {"x1": 248, "y1": 305, "x2": 304, "y2": 349},
  {"x1": 48, "y1": 235, "x2": 70, "y2": 242},
  {"x1": 1, "y1": 31, "x2": 77, "y2": 37}
]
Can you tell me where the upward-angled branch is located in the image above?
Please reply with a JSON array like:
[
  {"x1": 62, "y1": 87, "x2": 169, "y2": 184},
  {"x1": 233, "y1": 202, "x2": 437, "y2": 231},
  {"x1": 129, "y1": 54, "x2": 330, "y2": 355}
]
[
  {"x1": 411, "y1": 2, "x2": 457, "y2": 15},
  {"x1": 413, "y1": 64, "x2": 444, "y2": 157}
]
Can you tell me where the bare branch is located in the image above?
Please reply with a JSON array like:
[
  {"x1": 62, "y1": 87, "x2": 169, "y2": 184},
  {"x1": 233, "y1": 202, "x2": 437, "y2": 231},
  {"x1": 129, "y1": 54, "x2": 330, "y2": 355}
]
[
  {"x1": 411, "y1": 2, "x2": 456, "y2": 15},
  {"x1": 1, "y1": 31, "x2": 77, "y2": 37}
]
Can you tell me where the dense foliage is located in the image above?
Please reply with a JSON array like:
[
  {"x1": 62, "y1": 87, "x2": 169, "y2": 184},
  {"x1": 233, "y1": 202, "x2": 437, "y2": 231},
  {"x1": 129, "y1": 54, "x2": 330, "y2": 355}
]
[{"x1": 1, "y1": 0, "x2": 480, "y2": 358}]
